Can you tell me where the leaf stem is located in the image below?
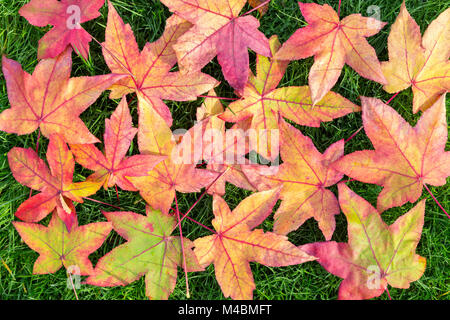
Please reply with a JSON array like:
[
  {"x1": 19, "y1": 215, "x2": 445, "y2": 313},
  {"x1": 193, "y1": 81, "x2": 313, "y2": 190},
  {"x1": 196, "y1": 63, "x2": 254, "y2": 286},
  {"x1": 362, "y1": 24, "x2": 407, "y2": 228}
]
[
  {"x1": 84, "y1": 197, "x2": 121, "y2": 210},
  {"x1": 423, "y1": 184, "x2": 450, "y2": 219},
  {"x1": 68, "y1": 271, "x2": 79, "y2": 300},
  {"x1": 115, "y1": 184, "x2": 120, "y2": 204},
  {"x1": 174, "y1": 168, "x2": 230, "y2": 232},
  {"x1": 174, "y1": 194, "x2": 190, "y2": 298},
  {"x1": 345, "y1": 126, "x2": 363, "y2": 143},
  {"x1": 338, "y1": 0, "x2": 342, "y2": 17},
  {"x1": 385, "y1": 91, "x2": 400, "y2": 105},
  {"x1": 385, "y1": 286, "x2": 391, "y2": 300},
  {"x1": 243, "y1": 0, "x2": 271, "y2": 16},
  {"x1": 198, "y1": 95, "x2": 238, "y2": 101}
]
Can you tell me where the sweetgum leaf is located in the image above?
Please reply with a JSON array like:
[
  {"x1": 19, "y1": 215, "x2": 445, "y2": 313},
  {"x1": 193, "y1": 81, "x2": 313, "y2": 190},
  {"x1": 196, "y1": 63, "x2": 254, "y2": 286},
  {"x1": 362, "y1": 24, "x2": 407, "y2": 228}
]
[
  {"x1": 333, "y1": 94, "x2": 449, "y2": 213},
  {"x1": 103, "y1": 1, "x2": 218, "y2": 126},
  {"x1": 221, "y1": 35, "x2": 360, "y2": 160},
  {"x1": 70, "y1": 97, "x2": 165, "y2": 191},
  {"x1": 301, "y1": 183, "x2": 426, "y2": 300},
  {"x1": 276, "y1": 2, "x2": 387, "y2": 103},
  {"x1": 86, "y1": 207, "x2": 203, "y2": 300},
  {"x1": 13, "y1": 211, "x2": 112, "y2": 275},
  {"x1": 19, "y1": 0, "x2": 105, "y2": 59},
  {"x1": 243, "y1": 118, "x2": 344, "y2": 240},
  {"x1": 8, "y1": 134, "x2": 103, "y2": 231},
  {"x1": 0, "y1": 48, "x2": 125, "y2": 144},
  {"x1": 194, "y1": 188, "x2": 315, "y2": 300},
  {"x1": 160, "y1": 0, "x2": 271, "y2": 90},
  {"x1": 381, "y1": 2, "x2": 449, "y2": 113}
]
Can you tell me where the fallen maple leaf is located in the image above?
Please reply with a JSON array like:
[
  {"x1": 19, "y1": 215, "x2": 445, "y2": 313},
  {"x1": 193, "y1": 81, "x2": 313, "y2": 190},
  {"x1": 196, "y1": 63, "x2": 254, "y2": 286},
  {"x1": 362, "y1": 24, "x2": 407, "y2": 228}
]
[
  {"x1": 194, "y1": 188, "x2": 316, "y2": 300},
  {"x1": 381, "y1": 2, "x2": 449, "y2": 113},
  {"x1": 103, "y1": 1, "x2": 218, "y2": 126},
  {"x1": 13, "y1": 210, "x2": 112, "y2": 275},
  {"x1": 127, "y1": 95, "x2": 219, "y2": 215},
  {"x1": 243, "y1": 118, "x2": 344, "y2": 240},
  {"x1": 0, "y1": 48, "x2": 125, "y2": 144},
  {"x1": 86, "y1": 207, "x2": 203, "y2": 300},
  {"x1": 332, "y1": 94, "x2": 450, "y2": 213},
  {"x1": 19, "y1": 0, "x2": 104, "y2": 60},
  {"x1": 249, "y1": 0, "x2": 270, "y2": 16},
  {"x1": 220, "y1": 35, "x2": 360, "y2": 160},
  {"x1": 8, "y1": 134, "x2": 103, "y2": 231},
  {"x1": 276, "y1": 2, "x2": 387, "y2": 103},
  {"x1": 197, "y1": 90, "x2": 256, "y2": 195},
  {"x1": 160, "y1": 0, "x2": 271, "y2": 90},
  {"x1": 301, "y1": 183, "x2": 426, "y2": 300},
  {"x1": 70, "y1": 97, "x2": 165, "y2": 191}
]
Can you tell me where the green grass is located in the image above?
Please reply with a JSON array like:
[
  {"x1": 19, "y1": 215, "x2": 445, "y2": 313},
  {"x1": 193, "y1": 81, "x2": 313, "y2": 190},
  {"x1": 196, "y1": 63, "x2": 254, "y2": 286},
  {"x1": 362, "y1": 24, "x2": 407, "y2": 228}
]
[{"x1": 0, "y1": 0, "x2": 449, "y2": 300}]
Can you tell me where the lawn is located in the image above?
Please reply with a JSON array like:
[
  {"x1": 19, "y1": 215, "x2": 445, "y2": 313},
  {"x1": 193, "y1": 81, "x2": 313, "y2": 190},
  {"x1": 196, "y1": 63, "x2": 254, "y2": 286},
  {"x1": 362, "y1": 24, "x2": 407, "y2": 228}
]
[{"x1": 0, "y1": 0, "x2": 449, "y2": 300}]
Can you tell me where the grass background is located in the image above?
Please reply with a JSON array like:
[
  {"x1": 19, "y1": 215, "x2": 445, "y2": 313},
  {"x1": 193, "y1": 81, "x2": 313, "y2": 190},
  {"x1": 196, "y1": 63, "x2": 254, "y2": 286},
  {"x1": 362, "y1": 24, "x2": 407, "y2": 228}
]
[{"x1": 0, "y1": 0, "x2": 449, "y2": 300}]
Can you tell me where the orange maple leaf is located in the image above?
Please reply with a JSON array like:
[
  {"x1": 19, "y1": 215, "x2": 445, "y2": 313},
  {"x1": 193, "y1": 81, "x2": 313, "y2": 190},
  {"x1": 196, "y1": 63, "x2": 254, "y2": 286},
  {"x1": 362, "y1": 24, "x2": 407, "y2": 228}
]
[
  {"x1": 220, "y1": 35, "x2": 360, "y2": 160},
  {"x1": 333, "y1": 94, "x2": 450, "y2": 213},
  {"x1": 102, "y1": 1, "x2": 218, "y2": 126},
  {"x1": 194, "y1": 188, "x2": 315, "y2": 300},
  {"x1": 0, "y1": 48, "x2": 125, "y2": 144},
  {"x1": 160, "y1": 0, "x2": 271, "y2": 90},
  {"x1": 8, "y1": 134, "x2": 103, "y2": 231},
  {"x1": 243, "y1": 118, "x2": 344, "y2": 240},
  {"x1": 70, "y1": 97, "x2": 165, "y2": 191},
  {"x1": 13, "y1": 211, "x2": 111, "y2": 275}
]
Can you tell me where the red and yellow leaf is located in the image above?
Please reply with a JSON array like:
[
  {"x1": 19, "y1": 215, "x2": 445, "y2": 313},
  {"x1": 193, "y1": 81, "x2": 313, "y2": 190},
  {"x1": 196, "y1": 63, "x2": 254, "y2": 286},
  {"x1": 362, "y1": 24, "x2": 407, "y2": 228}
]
[
  {"x1": 0, "y1": 48, "x2": 125, "y2": 144},
  {"x1": 276, "y1": 2, "x2": 387, "y2": 103},
  {"x1": 160, "y1": 0, "x2": 271, "y2": 90},
  {"x1": 19, "y1": 0, "x2": 105, "y2": 59},
  {"x1": 86, "y1": 207, "x2": 203, "y2": 300},
  {"x1": 103, "y1": 2, "x2": 218, "y2": 126},
  {"x1": 333, "y1": 94, "x2": 450, "y2": 212},
  {"x1": 13, "y1": 211, "x2": 112, "y2": 275},
  {"x1": 301, "y1": 183, "x2": 426, "y2": 300},
  {"x1": 221, "y1": 35, "x2": 360, "y2": 160},
  {"x1": 70, "y1": 97, "x2": 165, "y2": 191},
  {"x1": 8, "y1": 134, "x2": 103, "y2": 230},
  {"x1": 194, "y1": 188, "x2": 315, "y2": 300},
  {"x1": 243, "y1": 118, "x2": 344, "y2": 240},
  {"x1": 381, "y1": 3, "x2": 449, "y2": 112}
]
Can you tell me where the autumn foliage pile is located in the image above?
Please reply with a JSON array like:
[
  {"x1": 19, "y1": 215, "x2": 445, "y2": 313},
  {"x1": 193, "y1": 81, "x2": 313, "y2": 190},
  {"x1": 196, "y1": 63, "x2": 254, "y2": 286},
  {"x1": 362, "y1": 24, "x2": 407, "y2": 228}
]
[{"x1": 0, "y1": 0, "x2": 449, "y2": 300}]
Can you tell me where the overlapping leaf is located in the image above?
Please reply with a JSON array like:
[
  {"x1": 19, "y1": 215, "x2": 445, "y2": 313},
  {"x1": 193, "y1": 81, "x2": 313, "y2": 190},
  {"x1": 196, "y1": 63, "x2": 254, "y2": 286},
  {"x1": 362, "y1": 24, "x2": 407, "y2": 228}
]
[
  {"x1": 333, "y1": 94, "x2": 450, "y2": 213},
  {"x1": 276, "y1": 2, "x2": 387, "y2": 103},
  {"x1": 103, "y1": 2, "x2": 218, "y2": 126},
  {"x1": 8, "y1": 134, "x2": 102, "y2": 231},
  {"x1": 127, "y1": 95, "x2": 218, "y2": 215},
  {"x1": 160, "y1": 0, "x2": 271, "y2": 90},
  {"x1": 221, "y1": 35, "x2": 360, "y2": 160},
  {"x1": 86, "y1": 207, "x2": 202, "y2": 300},
  {"x1": 70, "y1": 97, "x2": 165, "y2": 191},
  {"x1": 194, "y1": 189, "x2": 316, "y2": 300},
  {"x1": 243, "y1": 119, "x2": 344, "y2": 240},
  {"x1": 301, "y1": 183, "x2": 426, "y2": 300},
  {"x1": 0, "y1": 48, "x2": 125, "y2": 144},
  {"x1": 13, "y1": 211, "x2": 111, "y2": 275},
  {"x1": 197, "y1": 90, "x2": 255, "y2": 195},
  {"x1": 19, "y1": 0, "x2": 104, "y2": 59},
  {"x1": 381, "y1": 3, "x2": 449, "y2": 112}
]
